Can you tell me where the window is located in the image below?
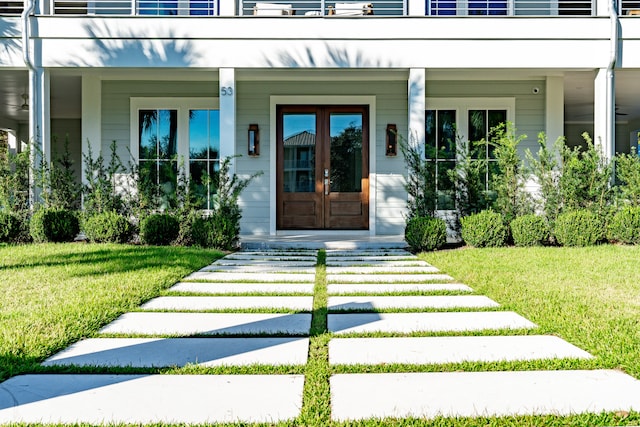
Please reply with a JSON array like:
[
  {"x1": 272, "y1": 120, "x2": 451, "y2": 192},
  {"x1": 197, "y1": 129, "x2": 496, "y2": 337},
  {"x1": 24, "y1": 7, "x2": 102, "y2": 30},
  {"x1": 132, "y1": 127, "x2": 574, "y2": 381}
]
[
  {"x1": 429, "y1": 0, "x2": 507, "y2": 14},
  {"x1": 131, "y1": 98, "x2": 219, "y2": 211},
  {"x1": 425, "y1": 98, "x2": 514, "y2": 210}
]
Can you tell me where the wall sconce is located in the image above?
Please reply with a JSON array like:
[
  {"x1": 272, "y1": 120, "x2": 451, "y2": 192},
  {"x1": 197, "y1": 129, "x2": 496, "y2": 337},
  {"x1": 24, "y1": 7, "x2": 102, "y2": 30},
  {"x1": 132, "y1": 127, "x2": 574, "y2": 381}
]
[
  {"x1": 248, "y1": 124, "x2": 259, "y2": 156},
  {"x1": 386, "y1": 124, "x2": 397, "y2": 156}
]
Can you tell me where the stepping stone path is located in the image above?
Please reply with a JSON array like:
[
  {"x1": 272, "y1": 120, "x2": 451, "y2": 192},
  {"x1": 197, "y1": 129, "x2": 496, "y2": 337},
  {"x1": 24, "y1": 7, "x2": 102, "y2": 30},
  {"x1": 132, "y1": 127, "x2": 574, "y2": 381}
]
[{"x1": 2, "y1": 247, "x2": 640, "y2": 425}]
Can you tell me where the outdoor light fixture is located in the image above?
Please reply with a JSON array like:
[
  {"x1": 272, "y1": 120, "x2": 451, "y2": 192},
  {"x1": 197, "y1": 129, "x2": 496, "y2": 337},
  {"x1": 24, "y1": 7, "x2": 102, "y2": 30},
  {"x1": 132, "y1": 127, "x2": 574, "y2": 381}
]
[
  {"x1": 248, "y1": 124, "x2": 260, "y2": 156},
  {"x1": 386, "y1": 123, "x2": 397, "y2": 156}
]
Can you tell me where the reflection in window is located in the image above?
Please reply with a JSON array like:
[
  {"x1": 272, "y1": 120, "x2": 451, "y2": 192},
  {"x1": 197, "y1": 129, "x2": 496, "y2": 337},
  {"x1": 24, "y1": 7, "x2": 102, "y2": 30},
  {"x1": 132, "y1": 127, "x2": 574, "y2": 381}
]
[
  {"x1": 283, "y1": 114, "x2": 316, "y2": 193},
  {"x1": 330, "y1": 113, "x2": 363, "y2": 193},
  {"x1": 425, "y1": 109, "x2": 456, "y2": 210},
  {"x1": 138, "y1": 0, "x2": 177, "y2": 14},
  {"x1": 189, "y1": 110, "x2": 220, "y2": 210},
  {"x1": 139, "y1": 109, "x2": 178, "y2": 209}
]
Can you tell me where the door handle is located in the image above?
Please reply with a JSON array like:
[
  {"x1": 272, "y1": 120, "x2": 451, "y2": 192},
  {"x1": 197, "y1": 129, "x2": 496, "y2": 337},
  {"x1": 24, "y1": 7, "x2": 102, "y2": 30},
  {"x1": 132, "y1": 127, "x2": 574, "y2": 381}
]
[{"x1": 324, "y1": 169, "x2": 329, "y2": 195}]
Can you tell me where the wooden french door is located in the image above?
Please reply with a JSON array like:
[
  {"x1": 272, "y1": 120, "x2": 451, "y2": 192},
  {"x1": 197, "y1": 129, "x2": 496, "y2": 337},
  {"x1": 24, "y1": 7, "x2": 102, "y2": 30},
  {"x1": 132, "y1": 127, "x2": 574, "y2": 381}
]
[{"x1": 276, "y1": 105, "x2": 369, "y2": 230}]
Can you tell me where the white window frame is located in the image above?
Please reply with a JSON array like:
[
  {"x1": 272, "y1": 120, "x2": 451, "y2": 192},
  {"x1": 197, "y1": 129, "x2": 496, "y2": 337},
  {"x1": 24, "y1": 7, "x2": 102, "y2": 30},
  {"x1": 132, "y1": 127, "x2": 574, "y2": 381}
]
[{"x1": 424, "y1": 97, "x2": 515, "y2": 211}]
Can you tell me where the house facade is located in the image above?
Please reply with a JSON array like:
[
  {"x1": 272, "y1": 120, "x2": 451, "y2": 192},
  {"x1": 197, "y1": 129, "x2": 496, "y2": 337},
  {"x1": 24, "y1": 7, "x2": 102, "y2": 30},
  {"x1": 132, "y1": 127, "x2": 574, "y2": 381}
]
[{"x1": 1, "y1": 0, "x2": 639, "y2": 236}]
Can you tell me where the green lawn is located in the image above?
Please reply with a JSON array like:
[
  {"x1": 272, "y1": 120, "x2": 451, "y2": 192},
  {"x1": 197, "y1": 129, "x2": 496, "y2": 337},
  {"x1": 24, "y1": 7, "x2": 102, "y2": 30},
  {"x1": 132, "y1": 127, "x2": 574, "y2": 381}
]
[
  {"x1": 1, "y1": 243, "x2": 640, "y2": 426},
  {"x1": 0, "y1": 243, "x2": 223, "y2": 381}
]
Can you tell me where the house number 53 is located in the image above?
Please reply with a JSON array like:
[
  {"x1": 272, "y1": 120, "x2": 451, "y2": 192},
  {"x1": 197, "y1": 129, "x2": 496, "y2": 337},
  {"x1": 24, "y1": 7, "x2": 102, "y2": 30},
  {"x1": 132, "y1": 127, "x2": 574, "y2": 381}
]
[{"x1": 221, "y1": 87, "x2": 233, "y2": 96}]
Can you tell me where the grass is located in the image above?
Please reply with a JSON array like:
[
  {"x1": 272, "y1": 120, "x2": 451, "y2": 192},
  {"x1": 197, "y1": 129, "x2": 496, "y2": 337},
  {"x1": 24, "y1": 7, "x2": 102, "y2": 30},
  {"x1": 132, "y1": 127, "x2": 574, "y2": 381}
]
[
  {"x1": 0, "y1": 243, "x2": 223, "y2": 382},
  {"x1": 3, "y1": 244, "x2": 640, "y2": 426}
]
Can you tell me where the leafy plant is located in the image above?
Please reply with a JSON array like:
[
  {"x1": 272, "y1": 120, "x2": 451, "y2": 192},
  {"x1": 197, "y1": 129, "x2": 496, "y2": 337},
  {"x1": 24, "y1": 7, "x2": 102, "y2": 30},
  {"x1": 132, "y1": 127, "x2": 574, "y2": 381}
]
[
  {"x1": 404, "y1": 216, "x2": 447, "y2": 252},
  {"x1": 525, "y1": 132, "x2": 563, "y2": 228},
  {"x1": 48, "y1": 136, "x2": 82, "y2": 211},
  {"x1": 83, "y1": 211, "x2": 133, "y2": 244},
  {"x1": 510, "y1": 214, "x2": 550, "y2": 247},
  {"x1": 400, "y1": 133, "x2": 436, "y2": 219},
  {"x1": 615, "y1": 153, "x2": 640, "y2": 206},
  {"x1": 607, "y1": 206, "x2": 640, "y2": 244},
  {"x1": 460, "y1": 210, "x2": 508, "y2": 248},
  {"x1": 0, "y1": 211, "x2": 28, "y2": 243},
  {"x1": 554, "y1": 209, "x2": 605, "y2": 247},
  {"x1": 488, "y1": 122, "x2": 531, "y2": 224},
  {"x1": 29, "y1": 207, "x2": 80, "y2": 243},
  {"x1": 82, "y1": 141, "x2": 128, "y2": 216},
  {"x1": 0, "y1": 145, "x2": 30, "y2": 214},
  {"x1": 139, "y1": 213, "x2": 180, "y2": 246},
  {"x1": 559, "y1": 133, "x2": 613, "y2": 217}
]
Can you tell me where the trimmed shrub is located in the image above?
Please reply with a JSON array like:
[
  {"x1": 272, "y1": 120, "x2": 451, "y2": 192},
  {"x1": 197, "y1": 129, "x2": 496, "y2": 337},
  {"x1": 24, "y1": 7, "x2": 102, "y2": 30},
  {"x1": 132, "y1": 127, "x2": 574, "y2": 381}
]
[
  {"x1": 0, "y1": 211, "x2": 27, "y2": 243},
  {"x1": 190, "y1": 213, "x2": 240, "y2": 250},
  {"x1": 139, "y1": 213, "x2": 179, "y2": 246},
  {"x1": 29, "y1": 208, "x2": 79, "y2": 243},
  {"x1": 607, "y1": 206, "x2": 640, "y2": 245},
  {"x1": 554, "y1": 209, "x2": 604, "y2": 247},
  {"x1": 404, "y1": 216, "x2": 447, "y2": 253},
  {"x1": 83, "y1": 211, "x2": 133, "y2": 243},
  {"x1": 461, "y1": 210, "x2": 508, "y2": 248},
  {"x1": 510, "y1": 214, "x2": 550, "y2": 247}
]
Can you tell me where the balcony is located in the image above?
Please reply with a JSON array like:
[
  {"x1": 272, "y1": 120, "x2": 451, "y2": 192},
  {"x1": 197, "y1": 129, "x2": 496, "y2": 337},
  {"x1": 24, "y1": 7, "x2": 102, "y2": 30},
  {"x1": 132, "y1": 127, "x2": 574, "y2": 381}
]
[{"x1": 1, "y1": 0, "x2": 640, "y2": 15}]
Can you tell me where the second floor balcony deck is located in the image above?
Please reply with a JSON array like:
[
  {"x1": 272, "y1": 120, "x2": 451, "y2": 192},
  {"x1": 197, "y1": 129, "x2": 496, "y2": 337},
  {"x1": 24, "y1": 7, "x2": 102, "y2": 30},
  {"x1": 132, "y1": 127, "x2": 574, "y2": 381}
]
[{"x1": 1, "y1": 0, "x2": 639, "y2": 16}]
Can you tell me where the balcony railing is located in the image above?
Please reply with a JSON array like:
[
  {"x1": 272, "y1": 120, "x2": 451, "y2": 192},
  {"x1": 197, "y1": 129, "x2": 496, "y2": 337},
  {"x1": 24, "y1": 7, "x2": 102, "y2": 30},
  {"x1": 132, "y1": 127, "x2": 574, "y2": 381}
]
[{"x1": 2, "y1": 0, "x2": 640, "y2": 15}]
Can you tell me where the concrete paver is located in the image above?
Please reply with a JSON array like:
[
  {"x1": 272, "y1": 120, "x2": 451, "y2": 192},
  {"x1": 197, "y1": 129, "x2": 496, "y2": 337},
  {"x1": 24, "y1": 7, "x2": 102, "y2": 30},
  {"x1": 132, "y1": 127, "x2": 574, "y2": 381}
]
[
  {"x1": 44, "y1": 337, "x2": 310, "y2": 367},
  {"x1": 0, "y1": 374, "x2": 304, "y2": 424},
  {"x1": 330, "y1": 370, "x2": 640, "y2": 421},
  {"x1": 142, "y1": 296, "x2": 313, "y2": 311},
  {"x1": 100, "y1": 312, "x2": 311, "y2": 336},
  {"x1": 326, "y1": 266, "x2": 440, "y2": 274},
  {"x1": 185, "y1": 272, "x2": 315, "y2": 282},
  {"x1": 327, "y1": 273, "x2": 454, "y2": 283},
  {"x1": 213, "y1": 259, "x2": 316, "y2": 266},
  {"x1": 326, "y1": 260, "x2": 431, "y2": 267},
  {"x1": 328, "y1": 335, "x2": 593, "y2": 365},
  {"x1": 170, "y1": 282, "x2": 315, "y2": 294},
  {"x1": 328, "y1": 311, "x2": 537, "y2": 334},
  {"x1": 201, "y1": 265, "x2": 316, "y2": 273},
  {"x1": 327, "y1": 283, "x2": 473, "y2": 294},
  {"x1": 327, "y1": 295, "x2": 498, "y2": 310}
]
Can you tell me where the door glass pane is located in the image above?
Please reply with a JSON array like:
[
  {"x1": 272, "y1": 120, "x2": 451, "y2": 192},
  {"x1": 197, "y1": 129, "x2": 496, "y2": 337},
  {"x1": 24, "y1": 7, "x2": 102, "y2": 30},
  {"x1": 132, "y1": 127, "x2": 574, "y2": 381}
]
[
  {"x1": 438, "y1": 110, "x2": 456, "y2": 159},
  {"x1": 283, "y1": 113, "x2": 316, "y2": 193},
  {"x1": 330, "y1": 113, "x2": 362, "y2": 193}
]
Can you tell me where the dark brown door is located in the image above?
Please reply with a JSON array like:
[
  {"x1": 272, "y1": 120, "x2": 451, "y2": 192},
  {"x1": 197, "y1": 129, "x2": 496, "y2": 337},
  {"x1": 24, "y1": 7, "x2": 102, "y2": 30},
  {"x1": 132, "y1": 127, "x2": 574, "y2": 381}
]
[{"x1": 277, "y1": 105, "x2": 369, "y2": 230}]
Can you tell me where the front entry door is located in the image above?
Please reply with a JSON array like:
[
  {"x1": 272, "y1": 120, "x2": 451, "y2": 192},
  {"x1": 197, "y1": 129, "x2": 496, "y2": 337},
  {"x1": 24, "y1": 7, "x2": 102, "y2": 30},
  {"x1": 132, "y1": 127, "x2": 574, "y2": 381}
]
[{"x1": 277, "y1": 105, "x2": 369, "y2": 230}]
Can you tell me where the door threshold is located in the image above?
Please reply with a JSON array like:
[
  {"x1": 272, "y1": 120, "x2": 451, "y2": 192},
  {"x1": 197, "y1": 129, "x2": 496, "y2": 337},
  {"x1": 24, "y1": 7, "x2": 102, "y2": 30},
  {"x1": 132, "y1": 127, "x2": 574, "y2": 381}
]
[{"x1": 276, "y1": 230, "x2": 370, "y2": 236}]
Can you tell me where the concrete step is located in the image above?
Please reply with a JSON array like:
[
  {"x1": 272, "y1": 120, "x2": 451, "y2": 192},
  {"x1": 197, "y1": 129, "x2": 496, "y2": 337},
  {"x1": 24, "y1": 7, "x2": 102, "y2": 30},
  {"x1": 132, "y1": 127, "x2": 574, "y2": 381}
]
[
  {"x1": 170, "y1": 282, "x2": 315, "y2": 295},
  {"x1": 141, "y1": 296, "x2": 313, "y2": 311},
  {"x1": 327, "y1": 273, "x2": 454, "y2": 283},
  {"x1": 0, "y1": 374, "x2": 304, "y2": 424},
  {"x1": 327, "y1": 295, "x2": 499, "y2": 311},
  {"x1": 185, "y1": 272, "x2": 315, "y2": 282},
  {"x1": 326, "y1": 266, "x2": 440, "y2": 274},
  {"x1": 100, "y1": 312, "x2": 311, "y2": 336},
  {"x1": 328, "y1": 312, "x2": 537, "y2": 334},
  {"x1": 43, "y1": 337, "x2": 310, "y2": 367},
  {"x1": 328, "y1": 335, "x2": 593, "y2": 365},
  {"x1": 327, "y1": 283, "x2": 472, "y2": 295},
  {"x1": 330, "y1": 370, "x2": 640, "y2": 421}
]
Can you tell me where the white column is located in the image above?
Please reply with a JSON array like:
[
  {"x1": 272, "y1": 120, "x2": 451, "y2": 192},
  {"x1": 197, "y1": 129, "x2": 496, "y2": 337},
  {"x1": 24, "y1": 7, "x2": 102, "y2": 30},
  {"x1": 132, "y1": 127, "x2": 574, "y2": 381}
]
[
  {"x1": 594, "y1": 67, "x2": 615, "y2": 162},
  {"x1": 408, "y1": 0, "x2": 425, "y2": 15},
  {"x1": 545, "y1": 76, "x2": 564, "y2": 146},
  {"x1": 81, "y1": 74, "x2": 102, "y2": 186},
  {"x1": 29, "y1": 68, "x2": 50, "y2": 164},
  {"x1": 408, "y1": 68, "x2": 425, "y2": 149},
  {"x1": 219, "y1": 68, "x2": 236, "y2": 171},
  {"x1": 596, "y1": 0, "x2": 610, "y2": 16}
]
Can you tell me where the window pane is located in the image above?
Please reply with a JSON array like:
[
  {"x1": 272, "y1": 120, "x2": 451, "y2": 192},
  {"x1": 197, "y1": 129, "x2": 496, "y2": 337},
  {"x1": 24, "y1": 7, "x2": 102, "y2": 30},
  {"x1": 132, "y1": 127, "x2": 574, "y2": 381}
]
[
  {"x1": 437, "y1": 161, "x2": 456, "y2": 210},
  {"x1": 330, "y1": 113, "x2": 363, "y2": 193},
  {"x1": 139, "y1": 110, "x2": 157, "y2": 160},
  {"x1": 425, "y1": 110, "x2": 437, "y2": 159},
  {"x1": 283, "y1": 113, "x2": 316, "y2": 193},
  {"x1": 190, "y1": 160, "x2": 208, "y2": 210},
  {"x1": 438, "y1": 110, "x2": 456, "y2": 160},
  {"x1": 208, "y1": 110, "x2": 220, "y2": 160},
  {"x1": 487, "y1": 110, "x2": 507, "y2": 159},
  {"x1": 158, "y1": 110, "x2": 177, "y2": 160},
  {"x1": 158, "y1": 161, "x2": 177, "y2": 208},
  {"x1": 430, "y1": 0, "x2": 456, "y2": 14},
  {"x1": 189, "y1": 110, "x2": 209, "y2": 160}
]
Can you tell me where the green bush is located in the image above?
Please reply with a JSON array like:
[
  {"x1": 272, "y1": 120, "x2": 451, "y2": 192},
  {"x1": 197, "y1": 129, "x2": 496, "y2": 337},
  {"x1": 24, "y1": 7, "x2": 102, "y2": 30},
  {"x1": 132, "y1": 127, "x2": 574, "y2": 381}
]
[
  {"x1": 461, "y1": 210, "x2": 508, "y2": 248},
  {"x1": 139, "y1": 213, "x2": 179, "y2": 246},
  {"x1": 554, "y1": 209, "x2": 604, "y2": 247},
  {"x1": 510, "y1": 214, "x2": 550, "y2": 247},
  {"x1": 83, "y1": 211, "x2": 133, "y2": 243},
  {"x1": 607, "y1": 206, "x2": 640, "y2": 244},
  {"x1": 404, "y1": 216, "x2": 447, "y2": 252},
  {"x1": 29, "y1": 208, "x2": 79, "y2": 243},
  {"x1": 0, "y1": 211, "x2": 28, "y2": 243},
  {"x1": 191, "y1": 212, "x2": 240, "y2": 250}
]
